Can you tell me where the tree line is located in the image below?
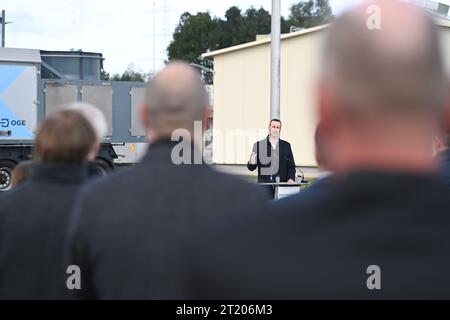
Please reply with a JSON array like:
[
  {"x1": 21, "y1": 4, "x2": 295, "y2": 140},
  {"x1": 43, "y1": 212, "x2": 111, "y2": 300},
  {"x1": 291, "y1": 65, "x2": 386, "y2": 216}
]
[{"x1": 105, "y1": 1, "x2": 333, "y2": 83}]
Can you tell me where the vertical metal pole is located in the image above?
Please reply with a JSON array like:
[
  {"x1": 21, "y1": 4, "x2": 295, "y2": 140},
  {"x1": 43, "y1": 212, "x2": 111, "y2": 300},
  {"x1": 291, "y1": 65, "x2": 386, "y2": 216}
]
[
  {"x1": 79, "y1": 50, "x2": 83, "y2": 80},
  {"x1": 153, "y1": 1, "x2": 156, "y2": 74},
  {"x1": 270, "y1": 0, "x2": 281, "y2": 120},
  {"x1": 1, "y1": 10, "x2": 5, "y2": 47}
]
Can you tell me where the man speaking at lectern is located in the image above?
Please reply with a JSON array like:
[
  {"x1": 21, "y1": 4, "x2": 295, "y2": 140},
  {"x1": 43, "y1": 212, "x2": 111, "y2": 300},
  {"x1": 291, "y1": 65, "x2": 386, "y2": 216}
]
[{"x1": 247, "y1": 119, "x2": 296, "y2": 184}]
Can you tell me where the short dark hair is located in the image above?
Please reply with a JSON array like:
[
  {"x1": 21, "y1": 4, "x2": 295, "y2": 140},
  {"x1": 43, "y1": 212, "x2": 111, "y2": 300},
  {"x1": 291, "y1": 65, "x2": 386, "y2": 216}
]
[
  {"x1": 34, "y1": 110, "x2": 96, "y2": 164},
  {"x1": 269, "y1": 118, "x2": 282, "y2": 127}
]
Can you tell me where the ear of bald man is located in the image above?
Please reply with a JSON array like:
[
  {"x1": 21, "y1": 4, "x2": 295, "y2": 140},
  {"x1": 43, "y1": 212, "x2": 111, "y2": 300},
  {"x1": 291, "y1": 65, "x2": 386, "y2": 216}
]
[
  {"x1": 201, "y1": 107, "x2": 209, "y2": 134},
  {"x1": 317, "y1": 82, "x2": 336, "y2": 145},
  {"x1": 140, "y1": 103, "x2": 150, "y2": 139},
  {"x1": 446, "y1": 86, "x2": 450, "y2": 134}
]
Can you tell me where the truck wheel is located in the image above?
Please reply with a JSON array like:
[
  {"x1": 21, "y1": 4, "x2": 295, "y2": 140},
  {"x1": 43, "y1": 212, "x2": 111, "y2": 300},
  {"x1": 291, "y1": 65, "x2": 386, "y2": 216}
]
[
  {"x1": 92, "y1": 158, "x2": 113, "y2": 177},
  {"x1": 0, "y1": 160, "x2": 16, "y2": 192}
]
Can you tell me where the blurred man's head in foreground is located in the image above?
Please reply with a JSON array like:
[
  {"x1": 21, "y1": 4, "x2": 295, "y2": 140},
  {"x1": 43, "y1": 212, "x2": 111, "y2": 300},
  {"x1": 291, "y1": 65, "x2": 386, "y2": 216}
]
[
  {"x1": 318, "y1": 0, "x2": 449, "y2": 174},
  {"x1": 141, "y1": 61, "x2": 208, "y2": 144}
]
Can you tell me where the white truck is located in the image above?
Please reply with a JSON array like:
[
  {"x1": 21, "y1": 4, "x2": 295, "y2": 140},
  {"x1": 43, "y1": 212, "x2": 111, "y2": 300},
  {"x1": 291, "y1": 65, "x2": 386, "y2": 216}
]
[{"x1": 0, "y1": 47, "x2": 148, "y2": 191}]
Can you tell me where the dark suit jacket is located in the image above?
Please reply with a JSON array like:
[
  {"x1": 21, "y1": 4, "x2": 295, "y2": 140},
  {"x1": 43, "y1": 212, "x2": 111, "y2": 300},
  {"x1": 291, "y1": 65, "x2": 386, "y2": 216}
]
[
  {"x1": 66, "y1": 140, "x2": 268, "y2": 299},
  {"x1": 187, "y1": 170, "x2": 450, "y2": 299},
  {"x1": 0, "y1": 164, "x2": 87, "y2": 299},
  {"x1": 438, "y1": 149, "x2": 450, "y2": 188},
  {"x1": 247, "y1": 136, "x2": 296, "y2": 183}
]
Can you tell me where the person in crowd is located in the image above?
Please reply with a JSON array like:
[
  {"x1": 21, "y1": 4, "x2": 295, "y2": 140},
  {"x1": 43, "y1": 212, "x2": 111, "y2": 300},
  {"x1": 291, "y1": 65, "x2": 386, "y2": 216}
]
[
  {"x1": 0, "y1": 110, "x2": 96, "y2": 299},
  {"x1": 66, "y1": 61, "x2": 268, "y2": 299}
]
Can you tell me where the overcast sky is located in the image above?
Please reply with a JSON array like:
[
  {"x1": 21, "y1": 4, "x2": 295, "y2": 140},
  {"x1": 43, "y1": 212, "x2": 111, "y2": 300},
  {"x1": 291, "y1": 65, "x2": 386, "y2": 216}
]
[{"x1": 1, "y1": 0, "x2": 364, "y2": 75}]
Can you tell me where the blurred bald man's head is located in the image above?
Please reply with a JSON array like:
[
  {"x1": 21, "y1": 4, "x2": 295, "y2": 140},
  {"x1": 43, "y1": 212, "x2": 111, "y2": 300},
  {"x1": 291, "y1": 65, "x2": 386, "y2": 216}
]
[
  {"x1": 318, "y1": 0, "x2": 449, "y2": 173},
  {"x1": 321, "y1": 0, "x2": 447, "y2": 119},
  {"x1": 142, "y1": 61, "x2": 207, "y2": 142}
]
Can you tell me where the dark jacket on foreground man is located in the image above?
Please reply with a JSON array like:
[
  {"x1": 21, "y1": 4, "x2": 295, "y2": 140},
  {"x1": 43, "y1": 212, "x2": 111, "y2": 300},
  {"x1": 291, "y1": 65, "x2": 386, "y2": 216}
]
[
  {"x1": 0, "y1": 164, "x2": 87, "y2": 299},
  {"x1": 66, "y1": 140, "x2": 268, "y2": 299},
  {"x1": 438, "y1": 149, "x2": 450, "y2": 187},
  {"x1": 186, "y1": 171, "x2": 450, "y2": 299}
]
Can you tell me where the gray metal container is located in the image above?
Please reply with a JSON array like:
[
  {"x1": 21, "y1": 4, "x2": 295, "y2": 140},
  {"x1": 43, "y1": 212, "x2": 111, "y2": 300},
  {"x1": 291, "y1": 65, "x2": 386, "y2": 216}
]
[{"x1": 40, "y1": 50, "x2": 103, "y2": 81}]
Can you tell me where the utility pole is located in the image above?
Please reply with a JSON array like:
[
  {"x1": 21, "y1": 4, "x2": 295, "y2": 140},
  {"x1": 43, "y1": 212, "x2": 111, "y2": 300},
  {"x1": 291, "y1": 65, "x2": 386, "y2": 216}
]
[
  {"x1": 153, "y1": 1, "x2": 156, "y2": 74},
  {"x1": 270, "y1": 0, "x2": 281, "y2": 120},
  {"x1": 0, "y1": 10, "x2": 11, "y2": 48},
  {"x1": 1, "y1": 10, "x2": 6, "y2": 47},
  {"x1": 143, "y1": 1, "x2": 174, "y2": 76}
]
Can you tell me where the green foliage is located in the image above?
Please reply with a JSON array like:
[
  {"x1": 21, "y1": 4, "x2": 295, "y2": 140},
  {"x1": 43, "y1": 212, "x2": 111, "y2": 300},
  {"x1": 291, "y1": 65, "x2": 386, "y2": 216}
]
[
  {"x1": 167, "y1": 11, "x2": 220, "y2": 65},
  {"x1": 288, "y1": 0, "x2": 333, "y2": 29},
  {"x1": 100, "y1": 70, "x2": 110, "y2": 81},
  {"x1": 103, "y1": 1, "x2": 334, "y2": 84},
  {"x1": 167, "y1": 1, "x2": 333, "y2": 72},
  {"x1": 105, "y1": 63, "x2": 150, "y2": 82}
]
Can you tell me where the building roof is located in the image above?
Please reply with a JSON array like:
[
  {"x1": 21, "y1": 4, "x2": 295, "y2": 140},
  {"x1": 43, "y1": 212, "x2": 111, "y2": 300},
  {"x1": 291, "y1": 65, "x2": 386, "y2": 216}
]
[
  {"x1": 202, "y1": 24, "x2": 327, "y2": 58},
  {"x1": 202, "y1": 17, "x2": 450, "y2": 58},
  {"x1": 0, "y1": 47, "x2": 41, "y2": 63}
]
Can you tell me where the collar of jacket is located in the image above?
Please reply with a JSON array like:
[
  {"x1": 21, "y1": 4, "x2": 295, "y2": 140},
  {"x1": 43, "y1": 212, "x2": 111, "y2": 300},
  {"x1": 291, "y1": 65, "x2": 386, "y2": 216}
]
[
  {"x1": 142, "y1": 139, "x2": 205, "y2": 165},
  {"x1": 336, "y1": 169, "x2": 440, "y2": 191},
  {"x1": 266, "y1": 135, "x2": 280, "y2": 145},
  {"x1": 29, "y1": 163, "x2": 87, "y2": 184}
]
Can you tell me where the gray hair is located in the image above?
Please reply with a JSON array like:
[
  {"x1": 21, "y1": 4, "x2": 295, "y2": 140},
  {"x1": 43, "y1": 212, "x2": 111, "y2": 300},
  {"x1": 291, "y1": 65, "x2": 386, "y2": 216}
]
[{"x1": 66, "y1": 102, "x2": 108, "y2": 141}]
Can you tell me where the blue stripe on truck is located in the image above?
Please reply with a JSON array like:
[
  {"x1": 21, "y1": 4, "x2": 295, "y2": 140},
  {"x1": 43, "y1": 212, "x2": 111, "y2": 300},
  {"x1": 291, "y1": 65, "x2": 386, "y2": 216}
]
[
  {"x1": 0, "y1": 65, "x2": 33, "y2": 139},
  {"x1": 0, "y1": 65, "x2": 25, "y2": 95}
]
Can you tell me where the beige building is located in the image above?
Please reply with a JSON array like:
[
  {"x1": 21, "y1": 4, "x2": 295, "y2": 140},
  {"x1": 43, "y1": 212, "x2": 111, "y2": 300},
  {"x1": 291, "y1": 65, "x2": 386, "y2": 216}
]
[{"x1": 203, "y1": 18, "x2": 450, "y2": 169}]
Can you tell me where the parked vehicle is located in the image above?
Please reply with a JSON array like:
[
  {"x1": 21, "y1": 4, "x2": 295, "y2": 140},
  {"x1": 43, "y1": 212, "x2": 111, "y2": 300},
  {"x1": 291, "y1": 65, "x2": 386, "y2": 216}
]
[{"x1": 0, "y1": 48, "x2": 147, "y2": 191}]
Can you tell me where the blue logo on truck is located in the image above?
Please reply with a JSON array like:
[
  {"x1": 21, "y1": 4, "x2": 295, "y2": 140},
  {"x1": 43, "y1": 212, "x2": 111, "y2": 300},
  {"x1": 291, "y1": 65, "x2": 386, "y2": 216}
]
[{"x1": 0, "y1": 118, "x2": 26, "y2": 128}]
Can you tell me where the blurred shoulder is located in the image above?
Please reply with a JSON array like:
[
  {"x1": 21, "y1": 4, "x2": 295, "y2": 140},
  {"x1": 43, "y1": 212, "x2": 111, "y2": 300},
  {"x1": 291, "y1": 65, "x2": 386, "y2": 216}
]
[{"x1": 78, "y1": 166, "x2": 136, "y2": 200}]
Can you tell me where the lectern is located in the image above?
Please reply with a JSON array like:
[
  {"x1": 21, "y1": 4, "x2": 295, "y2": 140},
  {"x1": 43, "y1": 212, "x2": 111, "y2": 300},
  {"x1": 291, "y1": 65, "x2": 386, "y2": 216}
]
[{"x1": 259, "y1": 182, "x2": 308, "y2": 200}]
